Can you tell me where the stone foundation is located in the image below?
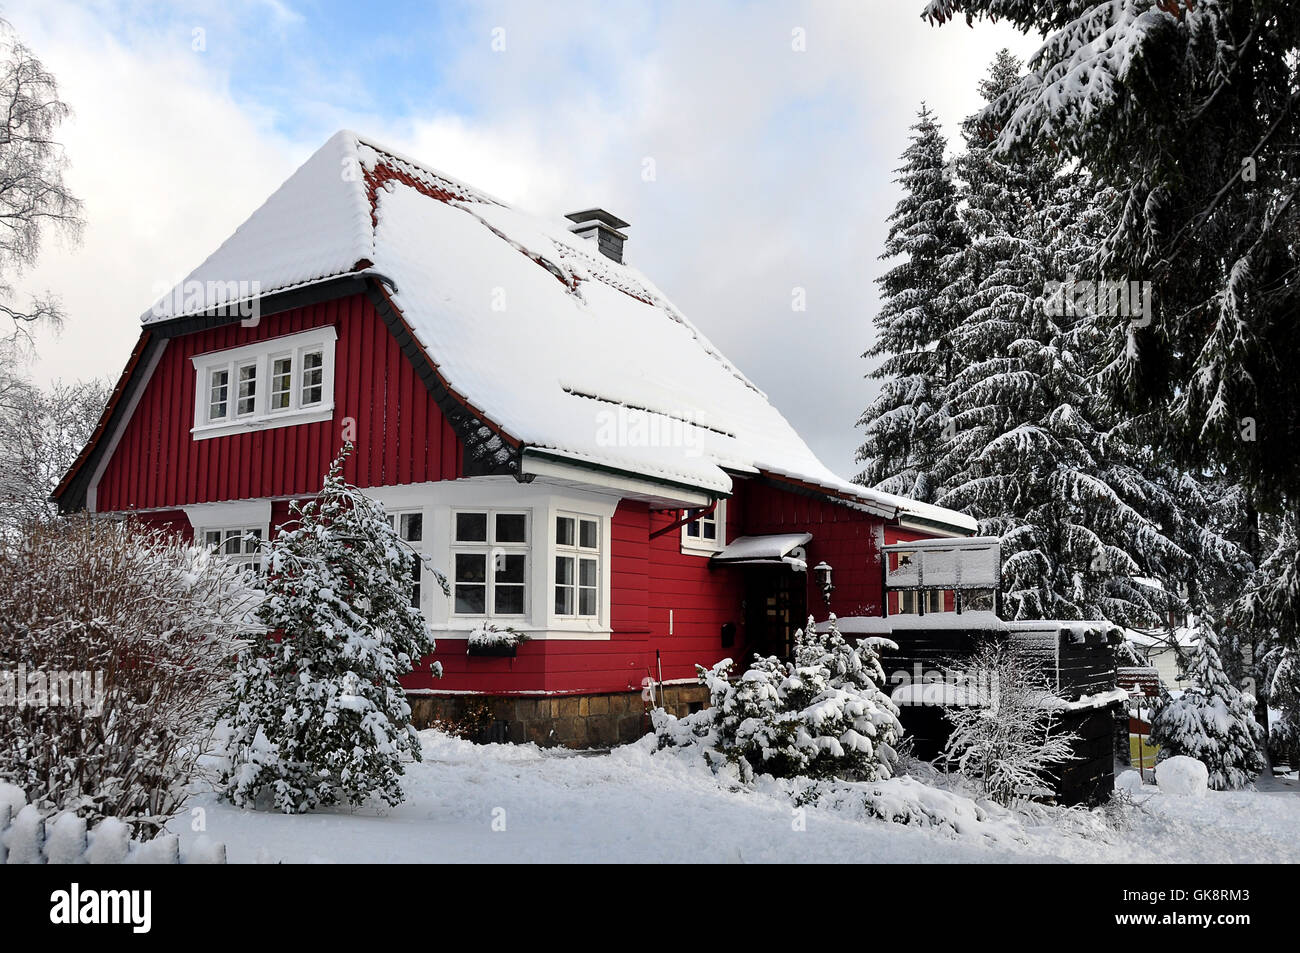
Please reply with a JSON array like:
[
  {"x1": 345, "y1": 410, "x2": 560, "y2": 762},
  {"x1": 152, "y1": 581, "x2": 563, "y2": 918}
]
[{"x1": 408, "y1": 683, "x2": 710, "y2": 749}]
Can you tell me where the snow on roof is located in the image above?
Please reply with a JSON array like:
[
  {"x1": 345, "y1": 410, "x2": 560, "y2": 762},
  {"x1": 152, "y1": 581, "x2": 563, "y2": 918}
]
[{"x1": 139, "y1": 130, "x2": 976, "y2": 530}]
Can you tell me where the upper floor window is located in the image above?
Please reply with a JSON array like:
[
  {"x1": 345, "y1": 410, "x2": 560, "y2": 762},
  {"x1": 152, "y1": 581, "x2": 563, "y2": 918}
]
[
  {"x1": 681, "y1": 500, "x2": 726, "y2": 554},
  {"x1": 191, "y1": 326, "x2": 337, "y2": 440},
  {"x1": 451, "y1": 509, "x2": 528, "y2": 617}
]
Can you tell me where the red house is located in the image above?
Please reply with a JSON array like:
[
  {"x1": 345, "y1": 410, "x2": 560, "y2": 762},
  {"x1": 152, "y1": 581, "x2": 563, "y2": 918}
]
[{"x1": 54, "y1": 131, "x2": 976, "y2": 746}]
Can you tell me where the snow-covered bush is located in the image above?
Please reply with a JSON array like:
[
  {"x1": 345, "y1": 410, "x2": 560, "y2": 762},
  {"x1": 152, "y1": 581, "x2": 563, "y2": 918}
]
[
  {"x1": 466, "y1": 620, "x2": 529, "y2": 650},
  {"x1": 939, "y1": 640, "x2": 1077, "y2": 806},
  {"x1": 1150, "y1": 620, "x2": 1264, "y2": 790},
  {"x1": 653, "y1": 615, "x2": 902, "y2": 783},
  {"x1": 220, "y1": 447, "x2": 443, "y2": 813},
  {"x1": 0, "y1": 517, "x2": 253, "y2": 835}
]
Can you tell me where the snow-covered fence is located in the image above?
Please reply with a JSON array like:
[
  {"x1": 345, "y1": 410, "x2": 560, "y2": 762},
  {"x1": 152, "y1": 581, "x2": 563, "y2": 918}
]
[{"x1": 0, "y1": 785, "x2": 225, "y2": 864}]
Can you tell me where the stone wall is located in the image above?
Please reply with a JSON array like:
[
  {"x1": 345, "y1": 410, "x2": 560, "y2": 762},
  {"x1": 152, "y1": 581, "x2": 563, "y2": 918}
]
[{"x1": 408, "y1": 683, "x2": 710, "y2": 749}]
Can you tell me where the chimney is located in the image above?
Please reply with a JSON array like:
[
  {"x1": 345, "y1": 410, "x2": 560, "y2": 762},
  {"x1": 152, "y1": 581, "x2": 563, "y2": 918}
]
[{"x1": 565, "y1": 208, "x2": 629, "y2": 264}]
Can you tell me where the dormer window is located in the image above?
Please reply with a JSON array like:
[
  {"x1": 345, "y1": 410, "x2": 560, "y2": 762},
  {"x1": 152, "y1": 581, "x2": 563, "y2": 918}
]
[{"x1": 191, "y1": 326, "x2": 337, "y2": 439}]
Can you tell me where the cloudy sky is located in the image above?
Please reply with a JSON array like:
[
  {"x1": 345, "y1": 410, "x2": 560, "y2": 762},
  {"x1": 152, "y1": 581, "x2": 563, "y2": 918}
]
[{"x1": 7, "y1": 0, "x2": 1034, "y2": 481}]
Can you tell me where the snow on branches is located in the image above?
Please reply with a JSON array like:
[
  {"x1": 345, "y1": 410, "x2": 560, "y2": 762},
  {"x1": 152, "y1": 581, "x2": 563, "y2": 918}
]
[
  {"x1": 654, "y1": 615, "x2": 902, "y2": 783},
  {"x1": 220, "y1": 445, "x2": 442, "y2": 813}
]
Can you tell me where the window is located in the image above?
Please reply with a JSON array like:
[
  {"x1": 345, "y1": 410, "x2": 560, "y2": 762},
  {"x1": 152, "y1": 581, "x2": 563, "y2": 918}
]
[
  {"x1": 898, "y1": 589, "x2": 944, "y2": 614},
  {"x1": 681, "y1": 500, "x2": 726, "y2": 554},
  {"x1": 301, "y1": 349, "x2": 324, "y2": 406},
  {"x1": 191, "y1": 326, "x2": 336, "y2": 438},
  {"x1": 452, "y1": 510, "x2": 528, "y2": 616},
  {"x1": 208, "y1": 368, "x2": 229, "y2": 421},
  {"x1": 270, "y1": 355, "x2": 293, "y2": 410},
  {"x1": 202, "y1": 526, "x2": 264, "y2": 578},
  {"x1": 387, "y1": 510, "x2": 425, "y2": 608},
  {"x1": 236, "y1": 362, "x2": 257, "y2": 417},
  {"x1": 555, "y1": 514, "x2": 599, "y2": 617}
]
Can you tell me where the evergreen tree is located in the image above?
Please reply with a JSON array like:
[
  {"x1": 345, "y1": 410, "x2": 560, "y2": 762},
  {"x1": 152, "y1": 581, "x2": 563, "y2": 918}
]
[
  {"x1": 855, "y1": 104, "x2": 966, "y2": 502},
  {"x1": 1149, "y1": 618, "x2": 1264, "y2": 790},
  {"x1": 654, "y1": 615, "x2": 901, "y2": 783},
  {"x1": 921, "y1": 0, "x2": 1300, "y2": 649},
  {"x1": 221, "y1": 446, "x2": 442, "y2": 813},
  {"x1": 933, "y1": 54, "x2": 1187, "y2": 625}
]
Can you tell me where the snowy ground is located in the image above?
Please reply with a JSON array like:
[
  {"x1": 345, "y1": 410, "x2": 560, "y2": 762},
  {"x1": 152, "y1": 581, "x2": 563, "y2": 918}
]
[{"x1": 169, "y1": 731, "x2": 1300, "y2": 864}]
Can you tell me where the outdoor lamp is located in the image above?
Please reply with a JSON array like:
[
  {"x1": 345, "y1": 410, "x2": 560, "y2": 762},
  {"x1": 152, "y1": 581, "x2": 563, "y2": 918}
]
[{"x1": 813, "y1": 561, "x2": 834, "y2": 605}]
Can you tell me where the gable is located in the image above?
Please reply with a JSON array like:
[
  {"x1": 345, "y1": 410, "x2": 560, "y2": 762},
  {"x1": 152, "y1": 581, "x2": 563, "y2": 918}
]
[{"x1": 72, "y1": 291, "x2": 471, "y2": 513}]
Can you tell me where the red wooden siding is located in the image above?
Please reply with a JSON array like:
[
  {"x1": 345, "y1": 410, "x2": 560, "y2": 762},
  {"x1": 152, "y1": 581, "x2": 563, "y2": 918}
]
[
  {"x1": 94, "y1": 293, "x2": 463, "y2": 512},
  {"x1": 733, "y1": 479, "x2": 886, "y2": 620}
]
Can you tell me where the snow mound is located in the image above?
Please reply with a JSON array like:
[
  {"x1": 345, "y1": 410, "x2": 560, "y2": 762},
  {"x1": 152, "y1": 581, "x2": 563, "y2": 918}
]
[
  {"x1": 1114, "y1": 770, "x2": 1144, "y2": 793},
  {"x1": 1156, "y1": 756, "x2": 1209, "y2": 797}
]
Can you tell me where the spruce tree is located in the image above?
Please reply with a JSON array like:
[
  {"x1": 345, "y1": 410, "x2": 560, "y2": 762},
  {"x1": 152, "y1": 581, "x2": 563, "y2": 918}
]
[
  {"x1": 930, "y1": 56, "x2": 1187, "y2": 624},
  {"x1": 855, "y1": 104, "x2": 966, "y2": 502},
  {"x1": 1150, "y1": 618, "x2": 1264, "y2": 790},
  {"x1": 221, "y1": 446, "x2": 442, "y2": 813}
]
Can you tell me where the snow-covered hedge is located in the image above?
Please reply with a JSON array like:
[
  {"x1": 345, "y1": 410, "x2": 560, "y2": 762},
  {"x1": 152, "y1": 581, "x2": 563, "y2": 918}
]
[
  {"x1": 0, "y1": 517, "x2": 255, "y2": 836},
  {"x1": 653, "y1": 615, "x2": 902, "y2": 783},
  {"x1": 0, "y1": 784, "x2": 224, "y2": 864}
]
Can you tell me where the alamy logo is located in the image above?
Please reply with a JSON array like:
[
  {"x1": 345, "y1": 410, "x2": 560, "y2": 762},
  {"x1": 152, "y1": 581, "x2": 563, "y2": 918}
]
[
  {"x1": 0, "y1": 666, "x2": 105, "y2": 716},
  {"x1": 50, "y1": 884, "x2": 152, "y2": 934},
  {"x1": 150, "y1": 278, "x2": 262, "y2": 324},
  {"x1": 1044, "y1": 278, "x2": 1153, "y2": 326}
]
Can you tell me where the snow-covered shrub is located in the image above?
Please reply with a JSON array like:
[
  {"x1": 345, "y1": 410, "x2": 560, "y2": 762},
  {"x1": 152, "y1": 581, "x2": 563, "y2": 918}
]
[
  {"x1": 939, "y1": 640, "x2": 1077, "y2": 806},
  {"x1": 0, "y1": 517, "x2": 252, "y2": 836},
  {"x1": 653, "y1": 615, "x2": 902, "y2": 783},
  {"x1": 220, "y1": 447, "x2": 443, "y2": 813},
  {"x1": 1149, "y1": 620, "x2": 1264, "y2": 790},
  {"x1": 466, "y1": 620, "x2": 529, "y2": 650}
]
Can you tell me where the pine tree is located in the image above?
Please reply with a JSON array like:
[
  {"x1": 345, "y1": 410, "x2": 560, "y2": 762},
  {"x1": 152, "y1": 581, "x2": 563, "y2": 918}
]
[
  {"x1": 1150, "y1": 618, "x2": 1264, "y2": 790},
  {"x1": 855, "y1": 104, "x2": 966, "y2": 502},
  {"x1": 221, "y1": 446, "x2": 442, "y2": 813}
]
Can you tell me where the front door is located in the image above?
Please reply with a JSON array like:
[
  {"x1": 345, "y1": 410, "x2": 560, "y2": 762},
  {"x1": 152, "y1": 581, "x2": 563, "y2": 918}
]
[{"x1": 744, "y1": 567, "x2": 808, "y2": 662}]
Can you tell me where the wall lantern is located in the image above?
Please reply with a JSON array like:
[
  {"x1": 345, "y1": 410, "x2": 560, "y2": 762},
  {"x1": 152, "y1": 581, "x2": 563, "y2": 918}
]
[{"x1": 813, "y1": 561, "x2": 834, "y2": 606}]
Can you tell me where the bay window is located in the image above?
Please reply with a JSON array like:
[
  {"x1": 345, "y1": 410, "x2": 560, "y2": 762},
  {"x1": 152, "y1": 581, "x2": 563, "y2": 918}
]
[
  {"x1": 387, "y1": 510, "x2": 425, "y2": 608},
  {"x1": 555, "y1": 513, "x2": 600, "y2": 617},
  {"x1": 452, "y1": 510, "x2": 528, "y2": 617}
]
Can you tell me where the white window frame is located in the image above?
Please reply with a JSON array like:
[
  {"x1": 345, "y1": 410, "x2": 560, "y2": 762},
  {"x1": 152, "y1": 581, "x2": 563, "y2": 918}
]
[
  {"x1": 554, "y1": 512, "x2": 601, "y2": 619},
  {"x1": 681, "y1": 499, "x2": 726, "y2": 555},
  {"x1": 190, "y1": 326, "x2": 337, "y2": 440},
  {"x1": 450, "y1": 508, "x2": 530, "y2": 619},
  {"x1": 386, "y1": 509, "x2": 427, "y2": 611},
  {"x1": 200, "y1": 524, "x2": 267, "y2": 579}
]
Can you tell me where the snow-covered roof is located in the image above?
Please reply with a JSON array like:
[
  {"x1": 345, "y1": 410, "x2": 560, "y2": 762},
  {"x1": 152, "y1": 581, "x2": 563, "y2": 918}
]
[{"x1": 141, "y1": 130, "x2": 976, "y2": 530}]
